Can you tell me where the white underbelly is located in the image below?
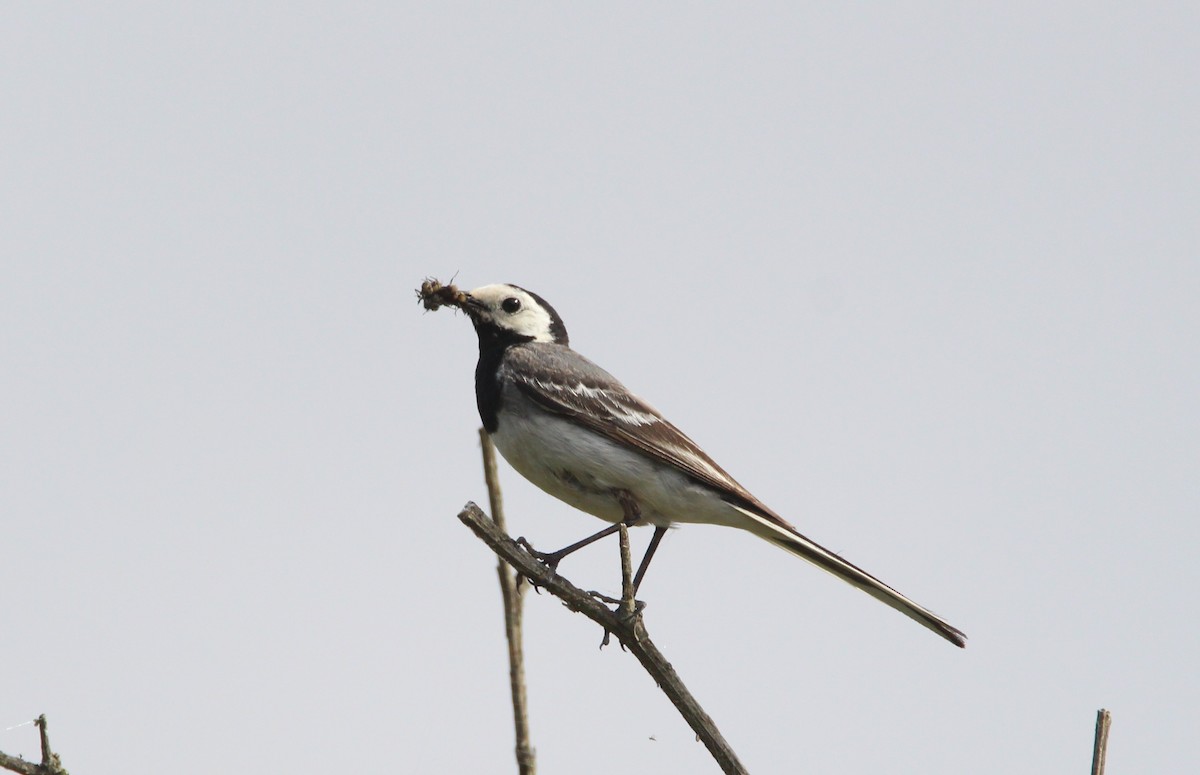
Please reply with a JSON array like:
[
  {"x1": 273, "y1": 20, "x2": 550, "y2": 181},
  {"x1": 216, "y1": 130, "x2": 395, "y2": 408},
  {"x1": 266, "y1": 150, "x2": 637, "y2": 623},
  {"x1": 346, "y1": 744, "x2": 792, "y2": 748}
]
[{"x1": 489, "y1": 405, "x2": 741, "y2": 530}]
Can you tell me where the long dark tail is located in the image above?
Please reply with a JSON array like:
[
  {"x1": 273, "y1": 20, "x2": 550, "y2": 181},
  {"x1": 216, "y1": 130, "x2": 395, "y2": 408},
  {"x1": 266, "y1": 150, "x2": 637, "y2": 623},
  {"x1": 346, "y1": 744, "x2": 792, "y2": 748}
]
[{"x1": 735, "y1": 506, "x2": 967, "y2": 647}]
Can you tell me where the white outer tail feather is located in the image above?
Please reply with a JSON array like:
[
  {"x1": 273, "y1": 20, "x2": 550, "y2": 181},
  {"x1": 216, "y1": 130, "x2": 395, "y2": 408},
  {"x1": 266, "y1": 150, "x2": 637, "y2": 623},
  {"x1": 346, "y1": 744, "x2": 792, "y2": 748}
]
[{"x1": 733, "y1": 506, "x2": 967, "y2": 648}]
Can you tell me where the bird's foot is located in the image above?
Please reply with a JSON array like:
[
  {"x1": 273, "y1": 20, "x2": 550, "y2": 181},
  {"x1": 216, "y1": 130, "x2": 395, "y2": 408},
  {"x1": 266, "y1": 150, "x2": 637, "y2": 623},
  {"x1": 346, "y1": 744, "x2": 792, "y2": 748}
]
[
  {"x1": 516, "y1": 536, "x2": 568, "y2": 592},
  {"x1": 516, "y1": 536, "x2": 566, "y2": 570},
  {"x1": 588, "y1": 590, "x2": 645, "y2": 650},
  {"x1": 587, "y1": 589, "x2": 646, "y2": 612}
]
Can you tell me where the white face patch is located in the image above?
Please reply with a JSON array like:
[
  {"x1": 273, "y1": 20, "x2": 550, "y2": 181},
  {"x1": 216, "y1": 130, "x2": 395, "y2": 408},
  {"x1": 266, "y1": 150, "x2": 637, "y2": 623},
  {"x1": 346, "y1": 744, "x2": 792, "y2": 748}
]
[{"x1": 467, "y1": 284, "x2": 560, "y2": 343}]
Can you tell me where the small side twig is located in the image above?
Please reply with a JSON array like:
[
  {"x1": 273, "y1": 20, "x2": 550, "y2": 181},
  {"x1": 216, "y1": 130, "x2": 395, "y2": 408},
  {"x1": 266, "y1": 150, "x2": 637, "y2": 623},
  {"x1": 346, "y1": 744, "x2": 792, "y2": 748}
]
[
  {"x1": 0, "y1": 715, "x2": 68, "y2": 775},
  {"x1": 458, "y1": 501, "x2": 747, "y2": 775},
  {"x1": 1090, "y1": 709, "x2": 1112, "y2": 775},
  {"x1": 617, "y1": 523, "x2": 636, "y2": 621},
  {"x1": 479, "y1": 431, "x2": 535, "y2": 775},
  {"x1": 36, "y1": 718, "x2": 51, "y2": 771}
]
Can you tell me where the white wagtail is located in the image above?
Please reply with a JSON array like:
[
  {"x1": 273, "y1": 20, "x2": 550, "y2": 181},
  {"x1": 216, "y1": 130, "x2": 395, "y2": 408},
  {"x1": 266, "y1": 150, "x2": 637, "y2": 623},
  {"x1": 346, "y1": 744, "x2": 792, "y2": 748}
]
[{"x1": 445, "y1": 282, "x2": 966, "y2": 647}]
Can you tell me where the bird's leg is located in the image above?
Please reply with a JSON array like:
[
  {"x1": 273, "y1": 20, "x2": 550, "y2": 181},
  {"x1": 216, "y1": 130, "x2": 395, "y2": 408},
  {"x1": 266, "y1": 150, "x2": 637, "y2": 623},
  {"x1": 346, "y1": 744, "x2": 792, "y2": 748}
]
[
  {"x1": 631, "y1": 526, "x2": 667, "y2": 595},
  {"x1": 613, "y1": 489, "x2": 644, "y2": 528},
  {"x1": 517, "y1": 524, "x2": 622, "y2": 571},
  {"x1": 518, "y1": 488, "x2": 647, "y2": 571},
  {"x1": 614, "y1": 490, "x2": 666, "y2": 595}
]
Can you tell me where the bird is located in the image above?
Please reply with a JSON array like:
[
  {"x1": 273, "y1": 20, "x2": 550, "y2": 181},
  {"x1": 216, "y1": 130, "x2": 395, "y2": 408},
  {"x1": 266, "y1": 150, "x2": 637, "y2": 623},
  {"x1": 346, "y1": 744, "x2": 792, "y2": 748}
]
[{"x1": 449, "y1": 282, "x2": 966, "y2": 648}]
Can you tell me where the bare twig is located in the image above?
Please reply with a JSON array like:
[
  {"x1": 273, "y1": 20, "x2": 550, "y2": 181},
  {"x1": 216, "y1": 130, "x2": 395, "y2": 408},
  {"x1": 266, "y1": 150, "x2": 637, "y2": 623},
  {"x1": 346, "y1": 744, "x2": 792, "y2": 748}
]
[
  {"x1": 458, "y1": 501, "x2": 748, "y2": 775},
  {"x1": 0, "y1": 715, "x2": 68, "y2": 775},
  {"x1": 617, "y1": 523, "x2": 636, "y2": 620},
  {"x1": 479, "y1": 431, "x2": 535, "y2": 775},
  {"x1": 1091, "y1": 709, "x2": 1112, "y2": 775},
  {"x1": 0, "y1": 748, "x2": 40, "y2": 775},
  {"x1": 36, "y1": 718, "x2": 51, "y2": 771}
]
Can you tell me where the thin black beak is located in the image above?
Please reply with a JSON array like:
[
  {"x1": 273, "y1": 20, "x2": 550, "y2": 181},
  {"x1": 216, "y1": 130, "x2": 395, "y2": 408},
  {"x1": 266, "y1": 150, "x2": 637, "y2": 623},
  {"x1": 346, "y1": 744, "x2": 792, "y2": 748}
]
[{"x1": 462, "y1": 292, "x2": 486, "y2": 316}]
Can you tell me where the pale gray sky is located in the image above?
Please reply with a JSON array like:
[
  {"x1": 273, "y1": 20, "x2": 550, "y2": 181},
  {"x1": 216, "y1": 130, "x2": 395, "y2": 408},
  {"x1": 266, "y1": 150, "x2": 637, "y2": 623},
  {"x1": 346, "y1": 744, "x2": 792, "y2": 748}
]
[{"x1": 2, "y1": 3, "x2": 1197, "y2": 773}]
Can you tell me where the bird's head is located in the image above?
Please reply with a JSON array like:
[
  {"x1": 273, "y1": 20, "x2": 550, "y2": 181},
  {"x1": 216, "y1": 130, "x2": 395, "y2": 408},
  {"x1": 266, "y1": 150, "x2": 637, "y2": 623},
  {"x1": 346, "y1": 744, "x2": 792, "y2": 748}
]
[{"x1": 463, "y1": 284, "x2": 570, "y2": 347}]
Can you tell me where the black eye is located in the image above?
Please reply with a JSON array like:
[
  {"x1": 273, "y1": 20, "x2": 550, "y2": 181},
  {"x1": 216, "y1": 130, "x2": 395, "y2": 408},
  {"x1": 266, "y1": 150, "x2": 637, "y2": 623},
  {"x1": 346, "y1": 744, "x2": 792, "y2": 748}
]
[{"x1": 501, "y1": 297, "x2": 522, "y2": 314}]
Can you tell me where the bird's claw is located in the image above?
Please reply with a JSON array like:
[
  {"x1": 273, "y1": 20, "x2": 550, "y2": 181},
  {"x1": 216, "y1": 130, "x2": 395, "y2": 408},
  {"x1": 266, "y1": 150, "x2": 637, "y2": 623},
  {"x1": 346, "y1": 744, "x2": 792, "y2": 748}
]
[
  {"x1": 516, "y1": 536, "x2": 561, "y2": 568},
  {"x1": 516, "y1": 536, "x2": 562, "y2": 592},
  {"x1": 588, "y1": 590, "x2": 645, "y2": 650}
]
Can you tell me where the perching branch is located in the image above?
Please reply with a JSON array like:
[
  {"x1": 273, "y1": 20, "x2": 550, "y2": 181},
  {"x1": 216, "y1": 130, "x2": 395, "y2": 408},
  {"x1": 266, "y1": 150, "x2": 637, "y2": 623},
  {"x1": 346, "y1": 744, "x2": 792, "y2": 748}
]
[
  {"x1": 478, "y1": 430, "x2": 536, "y2": 775},
  {"x1": 0, "y1": 715, "x2": 68, "y2": 775},
  {"x1": 0, "y1": 748, "x2": 39, "y2": 775},
  {"x1": 457, "y1": 502, "x2": 748, "y2": 775},
  {"x1": 1090, "y1": 709, "x2": 1112, "y2": 775}
]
